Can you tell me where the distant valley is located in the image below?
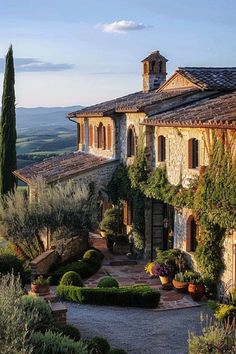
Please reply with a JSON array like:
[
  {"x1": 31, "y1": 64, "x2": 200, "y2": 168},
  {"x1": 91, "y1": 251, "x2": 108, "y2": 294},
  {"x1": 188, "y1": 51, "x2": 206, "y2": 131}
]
[{"x1": 16, "y1": 106, "x2": 82, "y2": 171}]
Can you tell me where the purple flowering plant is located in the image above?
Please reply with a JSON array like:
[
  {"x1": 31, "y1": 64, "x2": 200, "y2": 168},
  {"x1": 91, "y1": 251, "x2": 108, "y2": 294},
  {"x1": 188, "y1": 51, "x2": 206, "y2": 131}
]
[{"x1": 152, "y1": 263, "x2": 170, "y2": 277}]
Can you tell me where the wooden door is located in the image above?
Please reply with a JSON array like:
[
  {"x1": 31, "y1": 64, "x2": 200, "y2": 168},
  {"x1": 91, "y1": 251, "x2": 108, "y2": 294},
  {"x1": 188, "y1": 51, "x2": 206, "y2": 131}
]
[{"x1": 151, "y1": 200, "x2": 164, "y2": 259}]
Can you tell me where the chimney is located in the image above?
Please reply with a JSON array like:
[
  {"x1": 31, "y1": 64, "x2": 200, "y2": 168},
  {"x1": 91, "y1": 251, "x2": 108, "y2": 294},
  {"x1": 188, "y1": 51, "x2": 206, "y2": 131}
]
[{"x1": 142, "y1": 50, "x2": 168, "y2": 92}]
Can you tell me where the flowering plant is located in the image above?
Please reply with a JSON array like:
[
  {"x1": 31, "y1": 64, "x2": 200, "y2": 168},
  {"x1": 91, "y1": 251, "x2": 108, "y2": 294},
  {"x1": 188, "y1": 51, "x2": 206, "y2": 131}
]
[
  {"x1": 144, "y1": 262, "x2": 156, "y2": 275},
  {"x1": 152, "y1": 263, "x2": 169, "y2": 277}
]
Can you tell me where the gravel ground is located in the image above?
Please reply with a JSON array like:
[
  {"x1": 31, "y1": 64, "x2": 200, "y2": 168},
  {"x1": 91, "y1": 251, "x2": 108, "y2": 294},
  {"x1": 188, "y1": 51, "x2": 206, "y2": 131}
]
[{"x1": 67, "y1": 303, "x2": 209, "y2": 354}]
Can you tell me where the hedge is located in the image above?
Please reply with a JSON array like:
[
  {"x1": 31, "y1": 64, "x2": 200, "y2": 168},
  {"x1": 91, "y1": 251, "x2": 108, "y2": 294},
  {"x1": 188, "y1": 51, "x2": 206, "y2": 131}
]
[
  {"x1": 0, "y1": 253, "x2": 25, "y2": 282},
  {"x1": 56, "y1": 285, "x2": 161, "y2": 308}
]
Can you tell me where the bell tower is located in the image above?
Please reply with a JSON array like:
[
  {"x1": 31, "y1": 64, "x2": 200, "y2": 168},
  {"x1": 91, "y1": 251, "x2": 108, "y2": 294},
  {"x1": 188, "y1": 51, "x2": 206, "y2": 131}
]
[{"x1": 142, "y1": 51, "x2": 168, "y2": 92}]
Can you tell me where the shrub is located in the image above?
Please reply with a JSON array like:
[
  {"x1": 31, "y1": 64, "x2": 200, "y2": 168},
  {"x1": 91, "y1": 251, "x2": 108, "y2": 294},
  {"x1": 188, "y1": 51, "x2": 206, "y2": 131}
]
[
  {"x1": 50, "y1": 249, "x2": 102, "y2": 285},
  {"x1": 0, "y1": 252, "x2": 25, "y2": 282},
  {"x1": 188, "y1": 317, "x2": 235, "y2": 353},
  {"x1": 214, "y1": 304, "x2": 236, "y2": 322},
  {"x1": 97, "y1": 276, "x2": 119, "y2": 289},
  {"x1": 31, "y1": 331, "x2": 88, "y2": 354},
  {"x1": 88, "y1": 337, "x2": 110, "y2": 354},
  {"x1": 0, "y1": 274, "x2": 37, "y2": 354},
  {"x1": 89, "y1": 247, "x2": 104, "y2": 261},
  {"x1": 21, "y1": 295, "x2": 53, "y2": 330},
  {"x1": 99, "y1": 207, "x2": 121, "y2": 236},
  {"x1": 83, "y1": 249, "x2": 102, "y2": 263},
  {"x1": 56, "y1": 324, "x2": 81, "y2": 341},
  {"x1": 57, "y1": 285, "x2": 161, "y2": 308},
  {"x1": 60, "y1": 271, "x2": 83, "y2": 287},
  {"x1": 108, "y1": 350, "x2": 128, "y2": 354}
]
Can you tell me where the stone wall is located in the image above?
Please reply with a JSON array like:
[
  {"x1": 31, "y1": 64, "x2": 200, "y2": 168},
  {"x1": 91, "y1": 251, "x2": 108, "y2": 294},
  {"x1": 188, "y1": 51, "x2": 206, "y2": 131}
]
[
  {"x1": 151, "y1": 126, "x2": 208, "y2": 187},
  {"x1": 30, "y1": 250, "x2": 58, "y2": 278},
  {"x1": 222, "y1": 230, "x2": 236, "y2": 287}
]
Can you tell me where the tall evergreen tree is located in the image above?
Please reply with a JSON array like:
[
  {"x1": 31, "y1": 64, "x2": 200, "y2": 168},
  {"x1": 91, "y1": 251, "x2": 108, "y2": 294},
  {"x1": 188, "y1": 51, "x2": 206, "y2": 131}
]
[{"x1": 0, "y1": 45, "x2": 17, "y2": 195}]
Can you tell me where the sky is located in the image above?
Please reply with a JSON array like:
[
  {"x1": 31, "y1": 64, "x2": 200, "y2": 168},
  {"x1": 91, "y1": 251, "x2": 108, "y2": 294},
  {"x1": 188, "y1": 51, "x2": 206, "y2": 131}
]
[{"x1": 0, "y1": 0, "x2": 235, "y2": 108}]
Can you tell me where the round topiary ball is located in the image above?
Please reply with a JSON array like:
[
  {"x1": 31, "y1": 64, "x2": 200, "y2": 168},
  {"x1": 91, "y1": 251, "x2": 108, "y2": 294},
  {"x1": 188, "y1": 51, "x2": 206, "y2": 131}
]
[
  {"x1": 89, "y1": 336, "x2": 110, "y2": 354},
  {"x1": 57, "y1": 324, "x2": 81, "y2": 341},
  {"x1": 60, "y1": 271, "x2": 83, "y2": 287},
  {"x1": 83, "y1": 249, "x2": 101, "y2": 263},
  {"x1": 97, "y1": 276, "x2": 119, "y2": 288}
]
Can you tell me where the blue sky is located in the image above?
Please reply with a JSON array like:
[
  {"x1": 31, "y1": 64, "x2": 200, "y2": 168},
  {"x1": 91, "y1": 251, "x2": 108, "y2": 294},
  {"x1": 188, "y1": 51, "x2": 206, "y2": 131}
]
[{"x1": 0, "y1": 0, "x2": 235, "y2": 107}]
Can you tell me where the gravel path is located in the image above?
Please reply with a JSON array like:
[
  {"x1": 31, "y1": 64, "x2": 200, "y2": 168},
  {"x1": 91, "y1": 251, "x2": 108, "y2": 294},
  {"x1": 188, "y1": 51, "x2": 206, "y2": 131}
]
[{"x1": 67, "y1": 303, "x2": 209, "y2": 354}]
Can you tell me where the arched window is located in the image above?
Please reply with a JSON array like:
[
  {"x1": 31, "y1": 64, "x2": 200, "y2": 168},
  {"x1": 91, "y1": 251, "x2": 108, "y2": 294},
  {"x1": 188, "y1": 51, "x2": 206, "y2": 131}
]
[
  {"x1": 89, "y1": 124, "x2": 93, "y2": 147},
  {"x1": 80, "y1": 123, "x2": 85, "y2": 144},
  {"x1": 107, "y1": 124, "x2": 112, "y2": 150},
  {"x1": 151, "y1": 60, "x2": 156, "y2": 73},
  {"x1": 98, "y1": 122, "x2": 106, "y2": 149},
  {"x1": 159, "y1": 61, "x2": 163, "y2": 73},
  {"x1": 186, "y1": 215, "x2": 198, "y2": 252},
  {"x1": 77, "y1": 123, "x2": 80, "y2": 144},
  {"x1": 158, "y1": 135, "x2": 166, "y2": 162},
  {"x1": 127, "y1": 126, "x2": 136, "y2": 157},
  {"x1": 188, "y1": 138, "x2": 199, "y2": 169}
]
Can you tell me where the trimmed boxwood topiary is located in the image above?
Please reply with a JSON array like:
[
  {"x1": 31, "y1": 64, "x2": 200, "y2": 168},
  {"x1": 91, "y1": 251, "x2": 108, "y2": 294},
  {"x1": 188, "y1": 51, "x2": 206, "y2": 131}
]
[
  {"x1": 88, "y1": 336, "x2": 110, "y2": 354},
  {"x1": 56, "y1": 324, "x2": 81, "y2": 341},
  {"x1": 57, "y1": 285, "x2": 161, "y2": 308},
  {"x1": 97, "y1": 276, "x2": 119, "y2": 288},
  {"x1": 60, "y1": 271, "x2": 83, "y2": 287},
  {"x1": 83, "y1": 249, "x2": 102, "y2": 263},
  {"x1": 109, "y1": 349, "x2": 128, "y2": 354}
]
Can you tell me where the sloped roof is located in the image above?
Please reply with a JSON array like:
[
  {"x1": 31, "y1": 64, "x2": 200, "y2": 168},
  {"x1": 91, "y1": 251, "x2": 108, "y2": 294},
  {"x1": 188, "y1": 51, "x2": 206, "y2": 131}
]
[
  {"x1": 176, "y1": 67, "x2": 236, "y2": 90},
  {"x1": 67, "y1": 88, "x2": 198, "y2": 118},
  {"x1": 141, "y1": 50, "x2": 168, "y2": 63},
  {"x1": 144, "y1": 91, "x2": 236, "y2": 129},
  {"x1": 14, "y1": 152, "x2": 118, "y2": 184}
]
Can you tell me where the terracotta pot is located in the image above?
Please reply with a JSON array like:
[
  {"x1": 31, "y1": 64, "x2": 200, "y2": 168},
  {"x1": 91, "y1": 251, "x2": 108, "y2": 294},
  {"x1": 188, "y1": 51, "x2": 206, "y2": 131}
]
[
  {"x1": 172, "y1": 279, "x2": 189, "y2": 293},
  {"x1": 31, "y1": 284, "x2": 50, "y2": 296},
  {"x1": 159, "y1": 276, "x2": 169, "y2": 285},
  {"x1": 188, "y1": 283, "x2": 205, "y2": 301}
]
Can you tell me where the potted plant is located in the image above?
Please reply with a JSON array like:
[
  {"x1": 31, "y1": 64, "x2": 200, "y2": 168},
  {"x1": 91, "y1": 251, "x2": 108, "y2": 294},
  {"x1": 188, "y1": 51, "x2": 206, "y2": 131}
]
[
  {"x1": 31, "y1": 275, "x2": 50, "y2": 296},
  {"x1": 152, "y1": 263, "x2": 170, "y2": 285},
  {"x1": 188, "y1": 272, "x2": 205, "y2": 301},
  {"x1": 144, "y1": 262, "x2": 156, "y2": 277},
  {"x1": 172, "y1": 272, "x2": 189, "y2": 293}
]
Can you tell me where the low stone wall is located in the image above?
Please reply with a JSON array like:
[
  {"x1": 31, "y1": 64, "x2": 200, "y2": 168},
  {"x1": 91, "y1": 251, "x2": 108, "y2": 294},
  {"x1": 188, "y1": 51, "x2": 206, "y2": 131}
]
[
  {"x1": 30, "y1": 250, "x2": 58, "y2": 279},
  {"x1": 30, "y1": 232, "x2": 89, "y2": 278}
]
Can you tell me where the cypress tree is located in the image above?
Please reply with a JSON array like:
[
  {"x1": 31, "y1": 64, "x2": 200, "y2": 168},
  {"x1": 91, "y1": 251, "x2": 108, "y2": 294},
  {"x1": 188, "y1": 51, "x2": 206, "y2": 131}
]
[{"x1": 0, "y1": 45, "x2": 17, "y2": 195}]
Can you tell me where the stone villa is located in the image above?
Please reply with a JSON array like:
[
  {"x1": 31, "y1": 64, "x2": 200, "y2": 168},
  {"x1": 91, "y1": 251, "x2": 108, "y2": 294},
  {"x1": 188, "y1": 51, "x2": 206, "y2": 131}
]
[{"x1": 14, "y1": 50, "x2": 236, "y2": 286}]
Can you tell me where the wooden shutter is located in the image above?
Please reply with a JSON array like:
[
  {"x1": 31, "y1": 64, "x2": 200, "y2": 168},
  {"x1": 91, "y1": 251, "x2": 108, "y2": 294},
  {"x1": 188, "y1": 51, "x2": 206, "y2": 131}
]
[
  {"x1": 102, "y1": 126, "x2": 106, "y2": 150},
  {"x1": 94, "y1": 126, "x2": 98, "y2": 148},
  {"x1": 80, "y1": 123, "x2": 84, "y2": 144},
  {"x1": 123, "y1": 202, "x2": 128, "y2": 225},
  {"x1": 107, "y1": 124, "x2": 112, "y2": 150},
  {"x1": 89, "y1": 124, "x2": 93, "y2": 147},
  {"x1": 158, "y1": 136, "x2": 166, "y2": 162},
  {"x1": 193, "y1": 139, "x2": 199, "y2": 168},
  {"x1": 77, "y1": 123, "x2": 80, "y2": 144},
  {"x1": 188, "y1": 139, "x2": 193, "y2": 168}
]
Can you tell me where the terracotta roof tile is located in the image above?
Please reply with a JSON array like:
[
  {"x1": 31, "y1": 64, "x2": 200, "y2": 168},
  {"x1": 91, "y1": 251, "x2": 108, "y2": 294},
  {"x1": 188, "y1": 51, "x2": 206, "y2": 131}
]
[
  {"x1": 144, "y1": 91, "x2": 236, "y2": 129},
  {"x1": 14, "y1": 152, "x2": 118, "y2": 184}
]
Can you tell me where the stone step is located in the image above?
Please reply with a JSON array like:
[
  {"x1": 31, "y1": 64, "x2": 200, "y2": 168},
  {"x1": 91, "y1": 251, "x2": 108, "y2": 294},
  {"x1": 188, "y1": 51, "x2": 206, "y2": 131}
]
[{"x1": 50, "y1": 301, "x2": 67, "y2": 326}]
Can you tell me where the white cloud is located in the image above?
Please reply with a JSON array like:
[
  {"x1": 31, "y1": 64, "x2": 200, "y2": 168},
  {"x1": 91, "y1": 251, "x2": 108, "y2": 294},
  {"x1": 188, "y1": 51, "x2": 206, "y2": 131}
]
[
  {"x1": 98, "y1": 20, "x2": 147, "y2": 34},
  {"x1": 0, "y1": 58, "x2": 73, "y2": 72}
]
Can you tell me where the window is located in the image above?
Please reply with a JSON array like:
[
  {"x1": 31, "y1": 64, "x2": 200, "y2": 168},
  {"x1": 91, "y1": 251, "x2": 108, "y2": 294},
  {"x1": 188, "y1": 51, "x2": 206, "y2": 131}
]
[
  {"x1": 97, "y1": 122, "x2": 106, "y2": 149},
  {"x1": 158, "y1": 135, "x2": 166, "y2": 162},
  {"x1": 127, "y1": 126, "x2": 136, "y2": 157},
  {"x1": 151, "y1": 60, "x2": 155, "y2": 72},
  {"x1": 80, "y1": 123, "x2": 85, "y2": 144},
  {"x1": 188, "y1": 138, "x2": 199, "y2": 169},
  {"x1": 94, "y1": 126, "x2": 98, "y2": 148},
  {"x1": 186, "y1": 215, "x2": 198, "y2": 252},
  {"x1": 159, "y1": 61, "x2": 163, "y2": 73},
  {"x1": 107, "y1": 124, "x2": 112, "y2": 150},
  {"x1": 123, "y1": 201, "x2": 133, "y2": 226},
  {"x1": 77, "y1": 123, "x2": 80, "y2": 144},
  {"x1": 89, "y1": 124, "x2": 93, "y2": 147}
]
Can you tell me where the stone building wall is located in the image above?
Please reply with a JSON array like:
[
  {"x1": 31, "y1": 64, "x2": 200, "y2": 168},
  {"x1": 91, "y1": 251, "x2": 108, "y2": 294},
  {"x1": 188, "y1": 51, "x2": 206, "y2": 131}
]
[
  {"x1": 148, "y1": 126, "x2": 209, "y2": 187},
  {"x1": 76, "y1": 117, "x2": 115, "y2": 159},
  {"x1": 222, "y1": 230, "x2": 236, "y2": 287}
]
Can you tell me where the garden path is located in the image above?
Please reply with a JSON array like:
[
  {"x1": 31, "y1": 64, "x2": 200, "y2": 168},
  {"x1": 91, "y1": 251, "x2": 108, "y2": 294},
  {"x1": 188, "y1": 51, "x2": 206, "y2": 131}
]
[
  {"x1": 67, "y1": 303, "x2": 209, "y2": 354},
  {"x1": 86, "y1": 234, "x2": 203, "y2": 310}
]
